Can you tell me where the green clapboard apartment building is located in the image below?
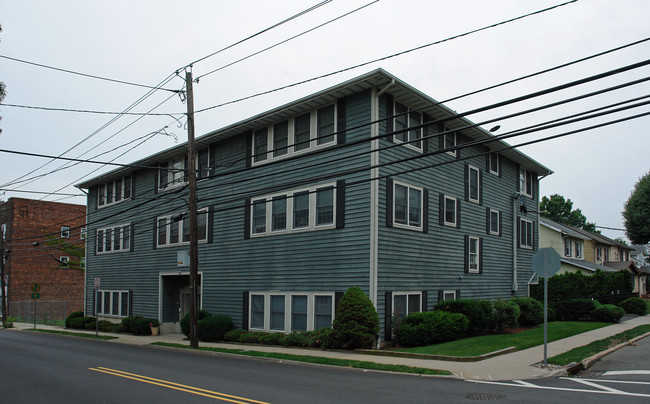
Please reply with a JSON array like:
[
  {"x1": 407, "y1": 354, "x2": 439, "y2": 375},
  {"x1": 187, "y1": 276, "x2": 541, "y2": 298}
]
[{"x1": 78, "y1": 69, "x2": 552, "y2": 340}]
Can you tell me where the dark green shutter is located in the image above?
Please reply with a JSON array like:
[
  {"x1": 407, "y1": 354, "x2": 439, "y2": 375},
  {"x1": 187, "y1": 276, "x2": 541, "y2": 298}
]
[
  {"x1": 423, "y1": 189, "x2": 429, "y2": 233},
  {"x1": 386, "y1": 178, "x2": 394, "y2": 227},
  {"x1": 242, "y1": 292, "x2": 249, "y2": 330},
  {"x1": 337, "y1": 97, "x2": 347, "y2": 145},
  {"x1": 336, "y1": 180, "x2": 346, "y2": 229},
  {"x1": 244, "y1": 198, "x2": 251, "y2": 239},
  {"x1": 385, "y1": 94, "x2": 394, "y2": 142},
  {"x1": 385, "y1": 291, "x2": 392, "y2": 342}
]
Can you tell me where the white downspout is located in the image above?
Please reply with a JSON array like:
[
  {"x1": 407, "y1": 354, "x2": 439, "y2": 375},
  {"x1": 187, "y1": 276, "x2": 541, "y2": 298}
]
[{"x1": 370, "y1": 87, "x2": 379, "y2": 307}]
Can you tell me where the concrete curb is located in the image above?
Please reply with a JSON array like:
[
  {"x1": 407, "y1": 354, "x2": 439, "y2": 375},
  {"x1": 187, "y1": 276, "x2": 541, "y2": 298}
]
[
  {"x1": 356, "y1": 346, "x2": 518, "y2": 362},
  {"x1": 581, "y1": 330, "x2": 650, "y2": 370}
]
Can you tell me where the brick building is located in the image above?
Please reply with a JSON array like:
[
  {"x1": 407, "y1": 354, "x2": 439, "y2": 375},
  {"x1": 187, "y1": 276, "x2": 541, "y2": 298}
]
[{"x1": 1, "y1": 198, "x2": 86, "y2": 320}]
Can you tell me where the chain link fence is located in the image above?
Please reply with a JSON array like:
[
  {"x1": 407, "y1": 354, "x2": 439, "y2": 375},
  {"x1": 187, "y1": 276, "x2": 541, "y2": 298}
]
[{"x1": 8, "y1": 300, "x2": 84, "y2": 324}]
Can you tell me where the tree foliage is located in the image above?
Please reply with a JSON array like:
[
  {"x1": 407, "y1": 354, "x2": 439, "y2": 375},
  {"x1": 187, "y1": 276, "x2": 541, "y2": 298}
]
[
  {"x1": 623, "y1": 171, "x2": 650, "y2": 244},
  {"x1": 540, "y1": 194, "x2": 597, "y2": 231},
  {"x1": 44, "y1": 234, "x2": 85, "y2": 270},
  {"x1": 332, "y1": 287, "x2": 379, "y2": 349}
]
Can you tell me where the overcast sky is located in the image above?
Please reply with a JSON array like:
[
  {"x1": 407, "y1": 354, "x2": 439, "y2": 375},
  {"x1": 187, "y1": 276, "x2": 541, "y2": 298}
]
[{"x1": 1, "y1": 0, "x2": 648, "y2": 241}]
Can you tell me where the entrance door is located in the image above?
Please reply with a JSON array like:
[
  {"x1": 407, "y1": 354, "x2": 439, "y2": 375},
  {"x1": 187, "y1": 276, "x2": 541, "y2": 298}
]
[{"x1": 179, "y1": 286, "x2": 201, "y2": 322}]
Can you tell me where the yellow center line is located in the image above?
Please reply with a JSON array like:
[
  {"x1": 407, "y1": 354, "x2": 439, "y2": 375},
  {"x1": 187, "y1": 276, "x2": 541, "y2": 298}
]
[{"x1": 90, "y1": 367, "x2": 270, "y2": 404}]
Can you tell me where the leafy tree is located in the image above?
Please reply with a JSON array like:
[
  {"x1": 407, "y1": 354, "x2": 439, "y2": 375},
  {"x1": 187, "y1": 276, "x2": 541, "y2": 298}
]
[
  {"x1": 623, "y1": 171, "x2": 650, "y2": 244},
  {"x1": 44, "y1": 234, "x2": 85, "y2": 270},
  {"x1": 540, "y1": 194, "x2": 597, "y2": 231},
  {"x1": 614, "y1": 237, "x2": 628, "y2": 246}
]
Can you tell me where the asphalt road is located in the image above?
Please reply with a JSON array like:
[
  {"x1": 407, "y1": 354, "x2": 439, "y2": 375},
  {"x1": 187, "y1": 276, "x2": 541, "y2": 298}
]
[{"x1": 1, "y1": 329, "x2": 649, "y2": 403}]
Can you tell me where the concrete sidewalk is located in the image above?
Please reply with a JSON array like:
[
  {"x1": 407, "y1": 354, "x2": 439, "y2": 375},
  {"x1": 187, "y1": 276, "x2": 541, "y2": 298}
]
[{"x1": 9, "y1": 315, "x2": 650, "y2": 381}]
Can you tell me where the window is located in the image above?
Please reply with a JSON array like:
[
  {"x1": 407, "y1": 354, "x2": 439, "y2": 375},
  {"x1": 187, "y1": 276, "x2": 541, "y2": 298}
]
[
  {"x1": 604, "y1": 248, "x2": 610, "y2": 262},
  {"x1": 393, "y1": 101, "x2": 422, "y2": 150},
  {"x1": 519, "y1": 218, "x2": 534, "y2": 249},
  {"x1": 443, "y1": 290, "x2": 457, "y2": 301},
  {"x1": 564, "y1": 239, "x2": 572, "y2": 257},
  {"x1": 250, "y1": 183, "x2": 337, "y2": 237},
  {"x1": 97, "y1": 290, "x2": 130, "y2": 317},
  {"x1": 519, "y1": 168, "x2": 534, "y2": 197},
  {"x1": 61, "y1": 226, "x2": 70, "y2": 238},
  {"x1": 468, "y1": 236, "x2": 480, "y2": 273},
  {"x1": 249, "y1": 292, "x2": 334, "y2": 332},
  {"x1": 443, "y1": 126, "x2": 457, "y2": 156},
  {"x1": 80, "y1": 227, "x2": 87, "y2": 240},
  {"x1": 158, "y1": 158, "x2": 187, "y2": 191},
  {"x1": 467, "y1": 165, "x2": 480, "y2": 203},
  {"x1": 96, "y1": 224, "x2": 132, "y2": 254},
  {"x1": 156, "y1": 208, "x2": 209, "y2": 247},
  {"x1": 489, "y1": 209, "x2": 500, "y2": 235},
  {"x1": 596, "y1": 247, "x2": 602, "y2": 262},
  {"x1": 575, "y1": 241, "x2": 583, "y2": 258},
  {"x1": 59, "y1": 256, "x2": 70, "y2": 268},
  {"x1": 197, "y1": 147, "x2": 211, "y2": 179},
  {"x1": 489, "y1": 152, "x2": 499, "y2": 175},
  {"x1": 98, "y1": 175, "x2": 133, "y2": 207},
  {"x1": 252, "y1": 104, "x2": 337, "y2": 165},
  {"x1": 393, "y1": 182, "x2": 422, "y2": 230},
  {"x1": 393, "y1": 292, "x2": 422, "y2": 319},
  {"x1": 443, "y1": 195, "x2": 458, "y2": 227}
]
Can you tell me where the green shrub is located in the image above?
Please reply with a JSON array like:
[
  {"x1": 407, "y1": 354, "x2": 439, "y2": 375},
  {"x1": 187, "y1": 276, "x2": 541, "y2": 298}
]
[
  {"x1": 591, "y1": 304, "x2": 625, "y2": 323},
  {"x1": 512, "y1": 297, "x2": 544, "y2": 326},
  {"x1": 397, "y1": 311, "x2": 469, "y2": 347},
  {"x1": 284, "y1": 331, "x2": 309, "y2": 347},
  {"x1": 180, "y1": 310, "x2": 212, "y2": 337},
  {"x1": 434, "y1": 299, "x2": 493, "y2": 335},
  {"x1": 619, "y1": 297, "x2": 647, "y2": 316},
  {"x1": 197, "y1": 315, "x2": 234, "y2": 342},
  {"x1": 259, "y1": 332, "x2": 286, "y2": 345},
  {"x1": 68, "y1": 316, "x2": 95, "y2": 329},
  {"x1": 491, "y1": 300, "x2": 520, "y2": 332},
  {"x1": 553, "y1": 298, "x2": 598, "y2": 321},
  {"x1": 332, "y1": 287, "x2": 380, "y2": 349},
  {"x1": 224, "y1": 328, "x2": 247, "y2": 342},
  {"x1": 312, "y1": 327, "x2": 334, "y2": 348},
  {"x1": 128, "y1": 317, "x2": 159, "y2": 336},
  {"x1": 65, "y1": 311, "x2": 85, "y2": 329},
  {"x1": 239, "y1": 331, "x2": 266, "y2": 344},
  {"x1": 121, "y1": 315, "x2": 143, "y2": 334}
]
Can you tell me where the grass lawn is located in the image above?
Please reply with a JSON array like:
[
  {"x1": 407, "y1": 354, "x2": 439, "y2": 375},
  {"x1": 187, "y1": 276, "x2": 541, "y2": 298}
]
[{"x1": 394, "y1": 322, "x2": 611, "y2": 357}]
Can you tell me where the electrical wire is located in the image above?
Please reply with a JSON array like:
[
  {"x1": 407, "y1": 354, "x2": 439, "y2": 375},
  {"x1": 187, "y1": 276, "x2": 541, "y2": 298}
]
[{"x1": 0, "y1": 102, "x2": 183, "y2": 116}]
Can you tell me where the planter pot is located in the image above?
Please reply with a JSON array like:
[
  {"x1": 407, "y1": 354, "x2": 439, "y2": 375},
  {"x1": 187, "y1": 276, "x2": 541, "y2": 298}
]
[{"x1": 150, "y1": 326, "x2": 160, "y2": 336}]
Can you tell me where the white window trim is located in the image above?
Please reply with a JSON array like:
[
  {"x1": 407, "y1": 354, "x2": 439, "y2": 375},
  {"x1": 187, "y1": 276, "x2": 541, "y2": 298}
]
[
  {"x1": 61, "y1": 226, "x2": 70, "y2": 238},
  {"x1": 97, "y1": 289, "x2": 130, "y2": 318},
  {"x1": 156, "y1": 208, "x2": 209, "y2": 248},
  {"x1": 443, "y1": 195, "x2": 458, "y2": 227},
  {"x1": 443, "y1": 127, "x2": 457, "y2": 157},
  {"x1": 489, "y1": 209, "x2": 500, "y2": 235},
  {"x1": 251, "y1": 183, "x2": 336, "y2": 237},
  {"x1": 468, "y1": 236, "x2": 480, "y2": 273},
  {"x1": 520, "y1": 168, "x2": 533, "y2": 198},
  {"x1": 80, "y1": 227, "x2": 87, "y2": 240},
  {"x1": 96, "y1": 223, "x2": 132, "y2": 254},
  {"x1": 575, "y1": 241, "x2": 583, "y2": 259},
  {"x1": 520, "y1": 218, "x2": 534, "y2": 249},
  {"x1": 392, "y1": 291, "x2": 423, "y2": 318},
  {"x1": 251, "y1": 104, "x2": 337, "y2": 166},
  {"x1": 468, "y1": 164, "x2": 480, "y2": 204},
  {"x1": 393, "y1": 101, "x2": 423, "y2": 152},
  {"x1": 489, "y1": 152, "x2": 499, "y2": 175},
  {"x1": 443, "y1": 290, "x2": 457, "y2": 301},
  {"x1": 248, "y1": 291, "x2": 335, "y2": 333},
  {"x1": 59, "y1": 256, "x2": 70, "y2": 267},
  {"x1": 393, "y1": 180, "x2": 423, "y2": 231},
  {"x1": 564, "y1": 239, "x2": 572, "y2": 257},
  {"x1": 97, "y1": 175, "x2": 133, "y2": 208}
]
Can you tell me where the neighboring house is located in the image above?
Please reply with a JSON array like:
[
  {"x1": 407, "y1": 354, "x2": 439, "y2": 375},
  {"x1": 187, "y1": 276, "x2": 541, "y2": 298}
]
[
  {"x1": 631, "y1": 244, "x2": 650, "y2": 269},
  {"x1": 539, "y1": 218, "x2": 645, "y2": 295},
  {"x1": 78, "y1": 69, "x2": 552, "y2": 340},
  {"x1": 0, "y1": 198, "x2": 86, "y2": 319}
]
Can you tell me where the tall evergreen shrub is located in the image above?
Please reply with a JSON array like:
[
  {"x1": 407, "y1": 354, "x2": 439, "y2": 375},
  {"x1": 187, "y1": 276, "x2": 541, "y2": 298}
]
[{"x1": 332, "y1": 287, "x2": 379, "y2": 349}]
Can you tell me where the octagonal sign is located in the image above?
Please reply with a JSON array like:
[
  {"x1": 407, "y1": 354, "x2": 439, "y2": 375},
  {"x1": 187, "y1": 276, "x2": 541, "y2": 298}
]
[{"x1": 532, "y1": 247, "x2": 561, "y2": 278}]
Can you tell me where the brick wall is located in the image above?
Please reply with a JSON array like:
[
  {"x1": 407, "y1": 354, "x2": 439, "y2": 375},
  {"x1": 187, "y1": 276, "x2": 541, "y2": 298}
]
[{"x1": 2, "y1": 198, "x2": 86, "y2": 312}]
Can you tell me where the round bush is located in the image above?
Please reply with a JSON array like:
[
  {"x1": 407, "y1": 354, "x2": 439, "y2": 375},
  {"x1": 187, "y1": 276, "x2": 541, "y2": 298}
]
[
  {"x1": 65, "y1": 311, "x2": 84, "y2": 329},
  {"x1": 512, "y1": 297, "x2": 544, "y2": 326},
  {"x1": 197, "y1": 315, "x2": 234, "y2": 342},
  {"x1": 618, "y1": 297, "x2": 647, "y2": 316},
  {"x1": 553, "y1": 298, "x2": 598, "y2": 321},
  {"x1": 121, "y1": 315, "x2": 143, "y2": 334},
  {"x1": 68, "y1": 316, "x2": 96, "y2": 329},
  {"x1": 130, "y1": 317, "x2": 159, "y2": 336},
  {"x1": 397, "y1": 311, "x2": 468, "y2": 347},
  {"x1": 434, "y1": 299, "x2": 493, "y2": 336},
  {"x1": 492, "y1": 300, "x2": 520, "y2": 332},
  {"x1": 332, "y1": 287, "x2": 380, "y2": 349},
  {"x1": 180, "y1": 309, "x2": 212, "y2": 337},
  {"x1": 591, "y1": 304, "x2": 624, "y2": 323}
]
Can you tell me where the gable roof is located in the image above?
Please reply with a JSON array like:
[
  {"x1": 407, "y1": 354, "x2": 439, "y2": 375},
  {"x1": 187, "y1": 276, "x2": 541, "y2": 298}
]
[
  {"x1": 570, "y1": 226, "x2": 633, "y2": 251},
  {"x1": 540, "y1": 217, "x2": 590, "y2": 240},
  {"x1": 561, "y1": 257, "x2": 616, "y2": 273},
  {"x1": 77, "y1": 68, "x2": 553, "y2": 189}
]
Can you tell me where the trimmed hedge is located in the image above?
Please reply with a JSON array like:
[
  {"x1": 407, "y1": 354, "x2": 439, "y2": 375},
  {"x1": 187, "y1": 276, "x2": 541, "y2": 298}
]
[
  {"x1": 433, "y1": 299, "x2": 492, "y2": 336},
  {"x1": 591, "y1": 304, "x2": 625, "y2": 323},
  {"x1": 512, "y1": 297, "x2": 544, "y2": 326},
  {"x1": 552, "y1": 298, "x2": 598, "y2": 321},
  {"x1": 397, "y1": 311, "x2": 468, "y2": 347},
  {"x1": 68, "y1": 316, "x2": 96, "y2": 329},
  {"x1": 180, "y1": 310, "x2": 212, "y2": 337},
  {"x1": 197, "y1": 315, "x2": 234, "y2": 342},
  {"x1": 531, "y1": 270, "x2": 633, "y2": 301},
  {"x1": 492, "y1": 300, "x2": 520, "y2": 332},
  {"x1": 619, "y1": 297, "x2": 647, "y2": 316},
  {"x1": 65, "y1": 311, "x2": 85, "y2": 329}
]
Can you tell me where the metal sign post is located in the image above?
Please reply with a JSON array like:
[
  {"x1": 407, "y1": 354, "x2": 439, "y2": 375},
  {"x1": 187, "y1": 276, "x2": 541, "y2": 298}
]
[
  {"x1": 30, "y1": 283, "x2": 40, "y2": 329},
  {"x1": 94, "y1": 277, "x2": 100, "y2": 336},
  {"x1": 532, "y1": 248, "x2": 561, "y2": 367}
]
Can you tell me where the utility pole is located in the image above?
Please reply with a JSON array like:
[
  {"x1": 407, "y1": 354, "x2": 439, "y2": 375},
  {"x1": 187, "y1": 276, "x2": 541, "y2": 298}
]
[
  {"x1": 185, "y1": 69, "x2": 199, "y2": 349},
  {"x1": 1, "y1": 204, "x2": 8, "y2": 328}
]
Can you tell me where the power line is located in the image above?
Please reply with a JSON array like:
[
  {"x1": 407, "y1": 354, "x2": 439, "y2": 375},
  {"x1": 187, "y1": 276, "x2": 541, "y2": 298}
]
[
  {"x1": 0, "y1": 54, "x2": 179, "y2": 93},
  {"x1": 0, "y1": 102, "x2": 183, "y2": 116},
  {"x1": 0, "y1": 188, "x2": 83, "y2": 197},
  {"x1": 194, "y1": 0, "x2": 579, "y2": 113}
]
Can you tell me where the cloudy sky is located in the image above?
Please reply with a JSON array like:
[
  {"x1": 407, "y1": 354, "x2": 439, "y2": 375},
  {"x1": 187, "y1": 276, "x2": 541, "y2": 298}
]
[{"x1": 1, "y1": 0, "x2": 648, "y2": 241}]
